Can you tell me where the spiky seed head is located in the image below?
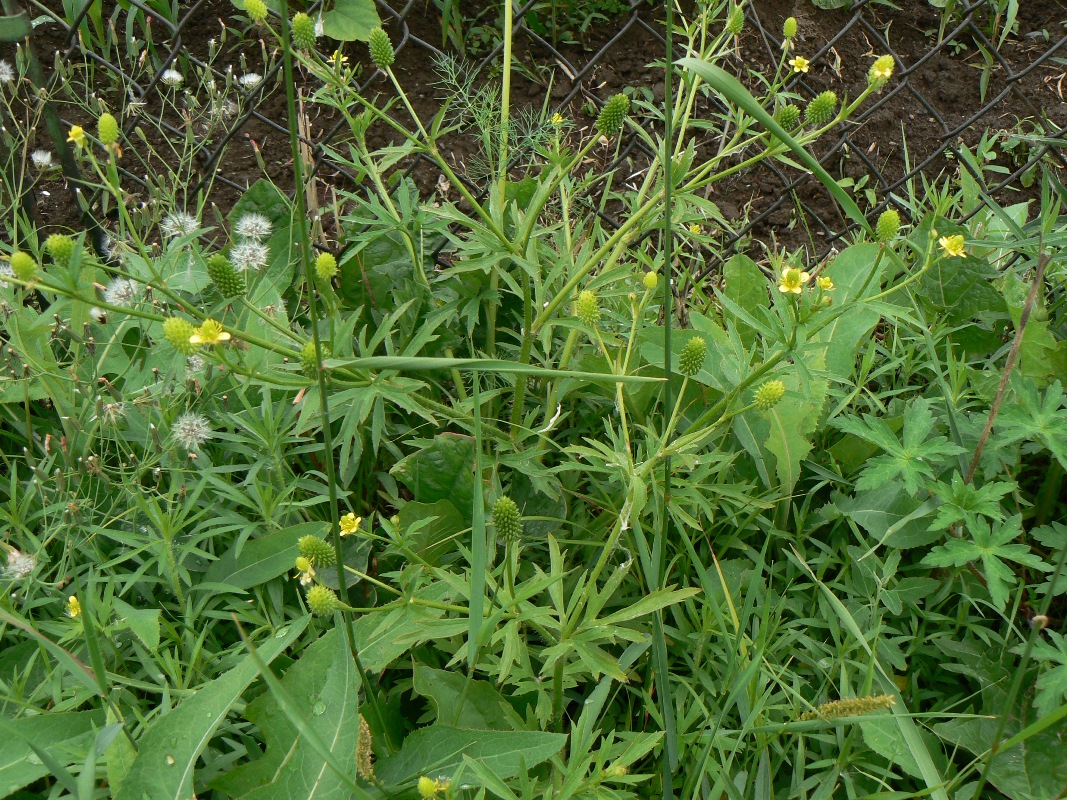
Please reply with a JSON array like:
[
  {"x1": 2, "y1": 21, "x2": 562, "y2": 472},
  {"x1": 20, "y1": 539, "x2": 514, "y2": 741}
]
[
  {"x1": 642, "y1": 271, "x2": 658, "y2": 290},
  {"x1": 45, "y1": 234, "x2": 76, "y2": 266},
  {"x1": 300, "y1": 340, "x2": 330, "y2": 378},
  {"x1": 596, "y1": 93, "x2": 630, "y2": 138},
  {"x1": 206, "y1": 253, "x2": 246, "y2": 298},
  {"x1": 291, "y1": 12, "x2": 317, "y2": 49},
  {"x1": 97, "y1": 112, "x2": 119, "y2": 146},
  {"x1": 805, "y1": 91, "x2": 838, "y2": 127},
  {"x1": 298, "y1": 534, "x2": 337, "y2": 566},
  {"x1": 244, "y1": 0, "x2": 267, "y2": 22},
  {"x1": 726, "y1": 5, "x2": 744, "y2": 36},
  {"x1": 875, "y1": 209, "x2": 901, "y2": 243},
  {"x1": 576, "y1": 290, "x2": 600, "y2": 327},
  {"x1": 307, "y1": 584, "x2": 339, "y2": 616},
  {"x1": 163, "y1": 317, "x2": 200, "y2": 355},
  {"x1": 774, "y1": 104, "x2": 800, "y2": 130},
  {"x1": 9, "y1": 251, "x2": 36, "y2": 281},
  {"x1": 315, "y1": 251, "x2": 338, "y2": 281},
  {"x1": 493, "y1": 496, "x2": 522, "y2": 542},
  {"x1": 678, "y1": 336, "x2": 706, "y2": 377},
  {"x1": 783, "y1": 16, "x2": 797, "y2": 39},
  {"x1": 754, "y1": 379, "x2": 786, "y2": 411},
  {"x1": 368, "y1": 27, "x2": 395, "y2": 69}
]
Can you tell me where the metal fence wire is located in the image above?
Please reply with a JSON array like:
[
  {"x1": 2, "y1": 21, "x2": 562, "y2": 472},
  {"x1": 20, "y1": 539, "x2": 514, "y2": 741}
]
[{"x1": 6, "y1": 0, "x2": 1067, "y2": 272}]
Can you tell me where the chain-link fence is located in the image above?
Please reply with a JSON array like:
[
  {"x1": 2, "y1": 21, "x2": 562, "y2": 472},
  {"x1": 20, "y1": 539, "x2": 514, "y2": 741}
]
[{"x1": 5, "y1": 0, "x2": 1066, "y2": 270}]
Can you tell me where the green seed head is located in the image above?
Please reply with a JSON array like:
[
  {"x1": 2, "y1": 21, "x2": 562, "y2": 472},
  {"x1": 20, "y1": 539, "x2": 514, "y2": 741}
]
[
  {"x1": 576, "y1": 290, "x2": 600, "y2": 327},
  {"x1": 9, "y1": 251, "x2": 37, "y2": 282},
  {"x1": 315, "y1": 251, "x2": 338, "y2": 281},
  {"x1": 774, "y1": 104, "x2": 800, "y2": 130},
  {"x1": 206, "y1": 253, "x2": 246, "y2": 298},
  {"x1": 726, "y1": 5, "x2": 744, "y2": 36},
  {"x1": 805, "y1": 90, "x2": 838, "y2": 127},
  {"x1": 783, "y1": 16, "x2": 797, "y2": 39},
  {"x1": 596, "y1": 93, "x2": 631, "y2": 138},
  {"x1": 368, "y1": 27, "x2": 395, "y2": 69},
  {"x1": 98, "y1": 113, "x2": 119, "y2": 146},
  {"x1": 493, "y1": 496, "x2": 523, "y2": 543},
  {"x1": 754, "y1": 379, "x2": 786, "y2": 411},
  {"x1": 678, "y1": 336, "x2": 707, "y2": 377},
  {"x1": 300, "y1": 340, "x2": 330, "y2": 378},
  {"x1": 306, "y1": 584, "x2": 339, "y2": 616},
  {"x1": 875, "y1": 209, "x2": 901, "y2": 243},
  {"x1": 163, "y1": 317, "x2": 200, "y2": 355},
  {"x1": 291, "y1": 12, "x2": 317, "y2": 49},
  {"x1": 298, "y1": 534, "x2": 337, "y2": 566},
  {"x1": 45, "y1": 234, "x2": 76, "y2": 266},
  {"x1": 642, "y1": 271, "x2": 658, "y2": 291},
  {"x1": 244, "y1": 0, "x2": 267, "y2": 22}
]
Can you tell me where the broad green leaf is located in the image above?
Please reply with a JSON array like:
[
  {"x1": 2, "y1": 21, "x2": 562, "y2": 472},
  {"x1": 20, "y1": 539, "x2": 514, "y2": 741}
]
[
  {"x1": 328, "y1": 355, "x2": 659, "y2": 383},
  {"x1": 115, "y1": 617, "x2": 309, "y2": 800},
  {"x1": 321, "y1": 0, "x2": 381, "y2": 41},
  {"x1": 1025, "y1": 631, "x2": 1067, "y2": 718},
  {"x1": 995, "y1": 379, "x2": 1067, "y2": 469},
  {"x1": 722, "y1": 254, "x2": 768, "y2": 348},
  {"x1": 412, "y1": 666, "x2": 515, "y2": 730},
  {"x1": 203, "y1": 522, "x2": 328, "y2": 590},
  {"x1": 912, "y1": 218, "x2": 1005, "y2": 322},
  {"x1": 393, "y1": 434, "x2": 476, "y2": 520},
  {"x1": 859, "y1": 715, "x2": 926, "y2": 779},
  {"x1": 815, "y1": 243, "x2": 885, "y2": 377},
  {"x1": 0, "y1": 711, "x2": 103, "y2": 797},
  {"x1": 113, "y1": 598, "x2": 160, "y2": 650},
  {"x1": 398, "y1": 499, "x2": 466, "y2": 566},
  {"x1": 374, "y1": 726, "x2": 567, "y2": 786}
]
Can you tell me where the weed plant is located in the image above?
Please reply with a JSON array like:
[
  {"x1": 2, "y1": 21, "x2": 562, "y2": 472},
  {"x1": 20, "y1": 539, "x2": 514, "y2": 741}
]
[{"x1": 1, "y1": 1, "x2": 1066, "y2": 799}]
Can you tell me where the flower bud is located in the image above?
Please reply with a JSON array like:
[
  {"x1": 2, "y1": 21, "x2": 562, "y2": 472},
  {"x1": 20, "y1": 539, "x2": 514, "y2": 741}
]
[
  {"x1": 306, "y1": 584, "x2": 339, "y2": 616},
  {"x1": 163, "y1": 317, "x2": 200, "y2": 355},
  {"x1": 678, "y1": 336, "x2": 706, "y2": 377},
  {"x1": 576, "y1": 290, "x2": 600, "y2": 327},
  {"x1": 291, "y1": 12, "x2": 317, "y2": 49},
  {"x1": 206, "y1": 253, "x2": 246, "y2": 298},
  {"x1": 875, "y1": 209, "x2": 900, "y2": 243},
  {"x1": 596, "y1": 93, "x2": 631, "y2": 138},
  {"x1": 754, "y1": 379, "x2": 786, "y2": 411},
  {"x1": 299, "y1": 534, "x2": 337, "y2": 566},
  {"x1": 9, "y1": 251, "x2": 37, "y2": 281},
  {"x1": 45, "y1": 233, "x2": 76, "y2": 266},
  {"x1": 493, "y1": 496, "x2": 522, "y2": 543},
  {"x1": 315, "y1": 251, "x2": 338, "y2": 281},
  {"x1": 805, "y1": 91, "x2": 838, "y2": 127},
  {"x1": 368, "y1": 27, "x2": 395, "y2": 69},
  {"x1": 244, "y1": 0, "x2": 267, "y2": 22}
]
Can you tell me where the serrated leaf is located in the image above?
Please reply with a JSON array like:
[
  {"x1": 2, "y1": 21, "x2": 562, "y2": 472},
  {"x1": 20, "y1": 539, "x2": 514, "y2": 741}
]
[
  {"x1": 393, "y1": 434, "x2": 476, "y2": 521},
  {"x1": 0, "y1": 712, "x2": 103, "y2": 797},
  {"x1": 412, "y1": 666, "x2": 515, "y2": 730},
  {"x1": 814, "y1": 243, "x2": 885, "y2": 377},
  {"x1": 722, "y1": 254, "x2": 768, "y2": 348}
]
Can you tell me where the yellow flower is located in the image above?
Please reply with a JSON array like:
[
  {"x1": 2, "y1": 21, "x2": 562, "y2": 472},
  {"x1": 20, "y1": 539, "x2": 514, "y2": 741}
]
[
  {"x1": 816, "y1": 275, "x2": 834, "y2": 291},
  {"x1": 329, "y1": 49, "x2": 349, "y2": 69},
  {"x1": 688, "y1": 223, "x2": 702, "y2": 235},
  {"x1": 417, "y1": 777, "x2": 438, "y2": 799},
  {"x1": 778, "y1": 267, "x2": 810, "y2": 294},
  {"x1": 939, "y1": 234, "x2": 965, "y2": 258},
  {"x1": 67, "y1": 595, "x2": 82, "y2": 617},
  {"x1": 870, "y1": 54, "x2": 895, "y2": 81},
  {"x1": 339, "y1": 512, "x2": 362, "y2": 536},
  {"x1": 788, "y1": 56, "x2": 810, "y2": 74},
  {"x1": 295, "y1": 556, "x2": 316, "y2": 586},
  {"x1": 550, "y1": 112, "x2": 565, "y2": 127},
  {"x1": 67, "y1": 125, "x2": 86, "y2": 148},
  {"x1": 189, "y1": 319, "x2": 231, "y2": 346}
]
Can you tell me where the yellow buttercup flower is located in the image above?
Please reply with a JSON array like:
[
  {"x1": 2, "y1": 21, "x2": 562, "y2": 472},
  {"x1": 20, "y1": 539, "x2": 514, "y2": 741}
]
[
  {"x1": 778, "y1": 267, "x2": 810, "y2": 294},
  {"x1": 67, "y1": 125, "x2": 86, "y2": 148},
  {"x1": 939, "y1": 234, "x2": 965, "y2": 258},
  {"x1": 295, "y1": 556, "x2": 316, "y2": 586},
  {"x1": 339, "y1": 512, "x2": 362, "y2": 536},
  {"x1": 816, "y1": 275, "x2": 834, "y2": 291},
  {"x1": 550, "y1": 112, "x2": 565, "y2": 127},
  {"x1": 788, "y1": 56, "x2": 810, "y2": 74},
  {"x1": 688, "y1": 223, "x2": 702, "y2": 235},
  {"x1": 189, "y1": 319, "x2": 231, "y2": 346},
  {"x1": 67, "y1": 595, "x2": 82, "y2": 617},
  {"x1": 870, "y1": 55, "x2": 894, "y2": 81},
  {"x1": 329, "y1": 49, "x2": 349, "y2": 69}
]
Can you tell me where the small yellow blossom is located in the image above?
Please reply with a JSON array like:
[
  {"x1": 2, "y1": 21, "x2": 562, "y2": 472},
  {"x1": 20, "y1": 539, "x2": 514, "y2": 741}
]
[
  {"x1": 939, "y1": 234, "x2": 965, "y2": 258},
  {"x1": 816, "y1": 275, "x2": 834, "y2": 291},
  {"x1": 295, "y1": 556, "x2": 316, "y2": 586},
  {"x1": 67, "y1": 125, "x2": 86, "y2": 148},
  {"x1": 189, "y1": 319, "x2": 231, "y2": 346},
  {"x1": 778, "y1": 267, "x2": 810, "y2": 294},
  {"x1": 417, "y1": 776, "x2": 450, "y2": 798},
  {"x1": 329, "y1": 49, "x2": 349, "y2": 69},
  {"x1": 788, "y1": 56, "x2": 810, "y2": 74},
  {"x1": 339, "y1": 512, "x2": 362, "y2": 536},
  {"x1": 550, "y1": 112, "x2": 565, "y2": 127},
  {"x1": 870, "y1": 55, "x2": 895, "y2": 81},
  {"x1": 67, "y1": 595, "x2": 82, "y2": 617},
  {"x1": 688, "y1": 223, "x2": 702, "y2": 235}
]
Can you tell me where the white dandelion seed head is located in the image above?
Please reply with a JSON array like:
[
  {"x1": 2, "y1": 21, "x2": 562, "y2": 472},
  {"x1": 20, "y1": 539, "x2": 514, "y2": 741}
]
[
  {"x1": 103, "y1": 277, "x2": 140, "y2": 307},
  {"x1": 161, "y1": 69, "x2": 184, "y2": 87},
  {"x1": 171, "y1": 411, "x2": 213, "y2": 450},
  {"x1": 160, "y1": 211, "x2": 200, "y2": 240},
  {"x1": 186, "y1": 355, "x2": 205, "y2": 374},
  {"x1": 0, "y1": 60, "x2": 14, "y2": 84},
  {"x1": 4, "y1": 549, "x2": 36, "y2": 580},
  {"x1": 89, "y1": 306, "x2": 106, "y2": 323},
  {"x1": 237, "y1": 72, "x2": 262, "y2": 89},
  {"x1": 230, "y1": 240, "x2": 269, "y2": 271},
  {"x1": 234, "y1": 212, "x2": 271, "y2": 242},
  {"x1": 31, "y1": 150, "x2": 53, "y2": 169},
  {"x1": 99, "y1": 401, "x2": 128, "y2": 426}
]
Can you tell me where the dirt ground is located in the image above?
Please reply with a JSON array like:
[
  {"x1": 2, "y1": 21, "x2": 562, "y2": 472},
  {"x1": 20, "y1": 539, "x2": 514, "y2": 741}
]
[{"x1": 7, "y1": 0, "x2": 1067, "y2": 259}]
